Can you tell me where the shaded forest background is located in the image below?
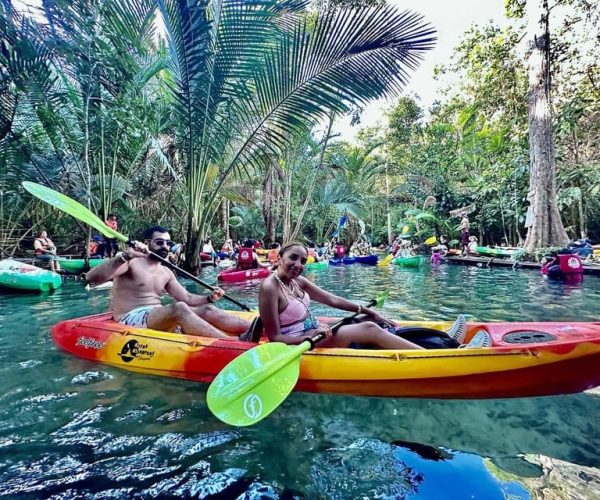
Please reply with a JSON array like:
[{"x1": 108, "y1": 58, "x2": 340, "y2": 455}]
[{"x1": 1, "y1": 0, "x2": 598, "y2": 269}]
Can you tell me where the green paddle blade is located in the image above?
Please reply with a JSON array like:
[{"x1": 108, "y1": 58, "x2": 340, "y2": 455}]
[
  {"x1": 374, "y1": 290, "x2": 389, "y2": 308},
  {"x1": 22, "y1": 182, "x2": 127, "y2": 242},
  {"x1": 207, "y1": 341, "x2": 311, "y2": 426}
]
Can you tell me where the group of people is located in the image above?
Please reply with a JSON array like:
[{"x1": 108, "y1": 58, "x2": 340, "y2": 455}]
[{"x1": 85, "y1": 225, "x2": 492, "y2": 350}]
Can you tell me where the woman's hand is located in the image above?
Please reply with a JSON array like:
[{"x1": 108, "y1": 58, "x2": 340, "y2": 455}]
[
  {"x1": 314, "y1": 324, "x2": 333, "y2": 340},
  {"x1": 362, "y1": 307, "x2": 396, "y2": 327}
]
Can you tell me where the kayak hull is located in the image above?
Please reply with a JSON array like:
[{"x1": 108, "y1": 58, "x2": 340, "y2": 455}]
[
  {"x1": 57, "y1": 258, "x2": 107, "y2": 274},
  {"x1": 217, "y1": 267, "x2": 271, "y2": 283},
  {"x1": 305, "y1": 260, "x2": 329, "y2": 271},
  {"x1": 51, "y1": 312, "x2": 600, "y2": 399},
  {"x1": 475, "y1": 246, "x2": 516, "y2": 258},
  {"x1": 354, "y1": 254, "x2": 378, "y2": 265},
  {"x1": 392, "y1": 256, "x2": 424, "y2": 267},
  {"x1": 0, "y1": 259, "x2": 62, "y2": 292}
]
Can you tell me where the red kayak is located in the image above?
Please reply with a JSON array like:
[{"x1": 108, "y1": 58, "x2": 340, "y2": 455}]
[{"x1": 217, "y1": 267, "x2": 271, "y2": 283}]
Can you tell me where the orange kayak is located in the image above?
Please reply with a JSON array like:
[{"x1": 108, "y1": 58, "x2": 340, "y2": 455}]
[{"x1": 51, "y1": 312, "x2": 600, "y2": 399}]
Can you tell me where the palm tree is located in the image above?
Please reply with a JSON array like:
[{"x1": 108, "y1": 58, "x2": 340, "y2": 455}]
[{"x1": 157, "y1": 0, "x2": 436, "y2": 268}]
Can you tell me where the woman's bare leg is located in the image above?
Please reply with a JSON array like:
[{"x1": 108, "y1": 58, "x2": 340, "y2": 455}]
[{"x1": 320, "y1": 322, "x2": 424, "y2": 349}]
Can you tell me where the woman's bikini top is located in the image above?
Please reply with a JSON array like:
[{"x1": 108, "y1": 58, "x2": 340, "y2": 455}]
[{"x1": 276, "y1": 277, "x2": 312, "y2": 336}]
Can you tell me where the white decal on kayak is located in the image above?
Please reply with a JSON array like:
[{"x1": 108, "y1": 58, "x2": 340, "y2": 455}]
[
  {"x1": 243, "y1": 393, "x2": 263, "y2": 420},
  {"x1": 75, "y1": 336, "x2": 106, "y2": 350}
]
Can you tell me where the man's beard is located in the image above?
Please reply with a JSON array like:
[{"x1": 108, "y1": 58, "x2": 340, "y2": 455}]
[{"x1": 150, "y1": 249, "x2": 169, "y2": 260}]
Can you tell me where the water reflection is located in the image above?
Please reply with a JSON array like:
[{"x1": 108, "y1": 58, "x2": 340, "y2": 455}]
[{"x1": 1, "y1": 265, "x2": 600, "y2": 496}]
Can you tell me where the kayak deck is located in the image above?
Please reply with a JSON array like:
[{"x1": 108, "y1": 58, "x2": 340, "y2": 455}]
[{"x1": 51, "y1": 312, "x2": 600, "y2": 399}]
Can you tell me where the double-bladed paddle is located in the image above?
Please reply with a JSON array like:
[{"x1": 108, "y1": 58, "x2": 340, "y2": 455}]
[
  {"x1": 207, "y1": 291, "x2": 389, "y2": 426},
  {"x1": 22, "y1": 181, "x2": 252, "y2": 312},
  {"x1": 377, "y1": 253, "x2": 394, "y2": 267}
]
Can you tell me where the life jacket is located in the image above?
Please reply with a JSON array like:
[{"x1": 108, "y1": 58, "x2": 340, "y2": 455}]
[
  {"x1": 34, "y1": 238, "x2": 52, "y2": 255},
  {"x1": 267, "y1": 249, "x2": 279, "y2": 263},
  {"x1": 335, "y1": 245, "x2": 345, "y2": 258},
  {"x1": 558, "y1": 254, "x2": 583, "y2": 274},
  {"x1": 237, "y1": 248, "x2": 255, "y2": 269}
]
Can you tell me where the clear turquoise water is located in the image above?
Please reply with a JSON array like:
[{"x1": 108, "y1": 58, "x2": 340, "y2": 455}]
[{"x1": 1, "y1": 262, "x2": 600, "y2": 498}]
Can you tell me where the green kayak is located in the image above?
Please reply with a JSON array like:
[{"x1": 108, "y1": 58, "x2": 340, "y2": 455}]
[
  {"x1": 475, "y1": 246, "x2": 516, "y2": 258},
  {"x1": 0, "y1": 259, "x2": 62, "y2": 292},
  {"x1": 305, "y1": 260, "x2": 329, "y2": 271},
  {"x1": 56, "y1": 258, "x2": 107, "y2": 274},
  {"x1": 391, "y1": 256, "x2": 424, "y2": 267}
]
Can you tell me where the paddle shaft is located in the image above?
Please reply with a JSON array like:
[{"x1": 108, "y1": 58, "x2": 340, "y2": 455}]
[{"x1": 127, "y1": 241, "x2": 252, "y2": 312}]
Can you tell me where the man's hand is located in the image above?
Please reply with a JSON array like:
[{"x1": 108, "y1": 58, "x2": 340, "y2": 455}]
[
  {"x1": 208, "y1": 287, "x2": 225, "y2": 303},
  {"x1": 126, "y1": 240, "x2": 148, "y2": 259}
]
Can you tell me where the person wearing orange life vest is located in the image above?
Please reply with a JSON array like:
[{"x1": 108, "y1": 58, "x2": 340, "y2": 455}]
[
  {"x1": 104, "y1": 214, "x2": 119, "y2": 257},
  {"x1": 235, "y1": 239, "x2": 270, "y2": 271},
  {"x1": 267, "y1": 242, "x2": 281, "y2": 264}
]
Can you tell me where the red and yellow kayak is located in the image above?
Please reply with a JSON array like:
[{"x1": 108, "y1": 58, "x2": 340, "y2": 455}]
[{"x1": 51, "y1": 313, "x2": 600, "y2": 399}]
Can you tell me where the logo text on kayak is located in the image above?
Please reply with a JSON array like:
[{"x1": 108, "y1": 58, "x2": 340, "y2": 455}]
[
  {"x1": 118, "y1": 339, "x2": 155, "y2": 363},
  {"x1": 76, "y1": 336, "x2": 106, "y2": 350}
]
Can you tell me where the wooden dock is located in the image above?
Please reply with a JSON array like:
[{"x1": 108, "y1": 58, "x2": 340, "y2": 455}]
[{"x1": 446, "y1": 255, "x2": 600, "y2": 276}]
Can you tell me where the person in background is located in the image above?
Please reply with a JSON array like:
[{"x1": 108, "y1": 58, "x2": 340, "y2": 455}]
[
  {"x1": 468, "y1": 235, "x2": 478, "y2": 255},
  {"x1": 168, "y1": 243, "x2": 184, "y2": 266},
  {"x1": 86, "y1": 225, "x2": 251, "y2": 338},
  {"x1": 104, "y1": 213, "x2": 119, "y2": 257},
  {"x1": 394, "y1": 239, "x2": 414, "y2": 258},
  {"x1": 90, "y1": 235, "x2": 106, "y2": 258},
  {"x1": 307, "y1": 241, "x2": 321, "y2": 262},
  {"x1": 459, "y1": 211, "x2": 470, "y2": 256},
  {"x1": 430, "y1": 247, "x2": 442, "y2": 264},
  {"x1": 220, "y1": 238, "x2": 234, "y2": 258},
  {"x1": 334, "y1": 241, "x2": 346, "y2": 259},
  {"x1": 33, "y1": 229, "x2": 61, "y2": 271},
  {"x1": 202, "y1": 238, "x2": 217, "y2": 265},
  {"x1": 267, "y1": 242, "x2": 281, "y2": 264},
  {"x1": 235, "y1": 239, "x2": 270, "y2": 271}
]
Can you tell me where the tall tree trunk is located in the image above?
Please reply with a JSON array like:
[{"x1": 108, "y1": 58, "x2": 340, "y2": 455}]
[
  {"x1": 262, "y1": 160, "x2": 278, "y2": 244},
  {"x1": 385, "y1": 164, "x2": 392, "y2": 245},
  {"x1": 282, "y1": 164, "x2": 292, "y2": 243},
  {"x1": 571, "y1": 130, "x2": 587, "y2": 238},
  {"x1": 289, "y1": 111, "x2": 335, "y2": 242},
  {"x1": 524, "y1": 0, "x2": 568, "y2": 252},
  {"x1": 220, "y1": 199, "x2": 229, "y2": 240}
]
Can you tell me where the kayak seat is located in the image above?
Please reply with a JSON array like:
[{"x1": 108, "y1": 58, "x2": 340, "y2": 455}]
[{"x1": 239, "y1": 316, "x2": 264, "y2": 343}]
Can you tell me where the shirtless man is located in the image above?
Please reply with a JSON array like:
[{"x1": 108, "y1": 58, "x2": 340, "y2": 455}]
[{"x1": 86, "y1": 225, "x2": 250, "y2": 338}]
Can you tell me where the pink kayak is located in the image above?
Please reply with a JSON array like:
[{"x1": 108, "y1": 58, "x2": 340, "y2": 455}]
[{"x1": 217, "y1": 267, "x2": 271, "y2": 283}]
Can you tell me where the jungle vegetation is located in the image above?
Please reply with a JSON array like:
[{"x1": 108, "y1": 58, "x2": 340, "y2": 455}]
[{"x1": 1, "y1": 0, "x2": 598, "y2": 269}]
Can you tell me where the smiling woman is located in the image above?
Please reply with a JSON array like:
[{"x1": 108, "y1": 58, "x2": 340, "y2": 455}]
[{"x1": 258, "y1": 242, "x2": 424, "y2": 349}]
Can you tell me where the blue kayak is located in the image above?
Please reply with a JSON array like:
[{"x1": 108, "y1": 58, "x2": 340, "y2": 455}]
[
  {"x1": 342, "y1": 256, "x2": 356, "y2": 264},
  {"x1": 354, "y1": 254, "x2": 378, "y2": 265}
]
